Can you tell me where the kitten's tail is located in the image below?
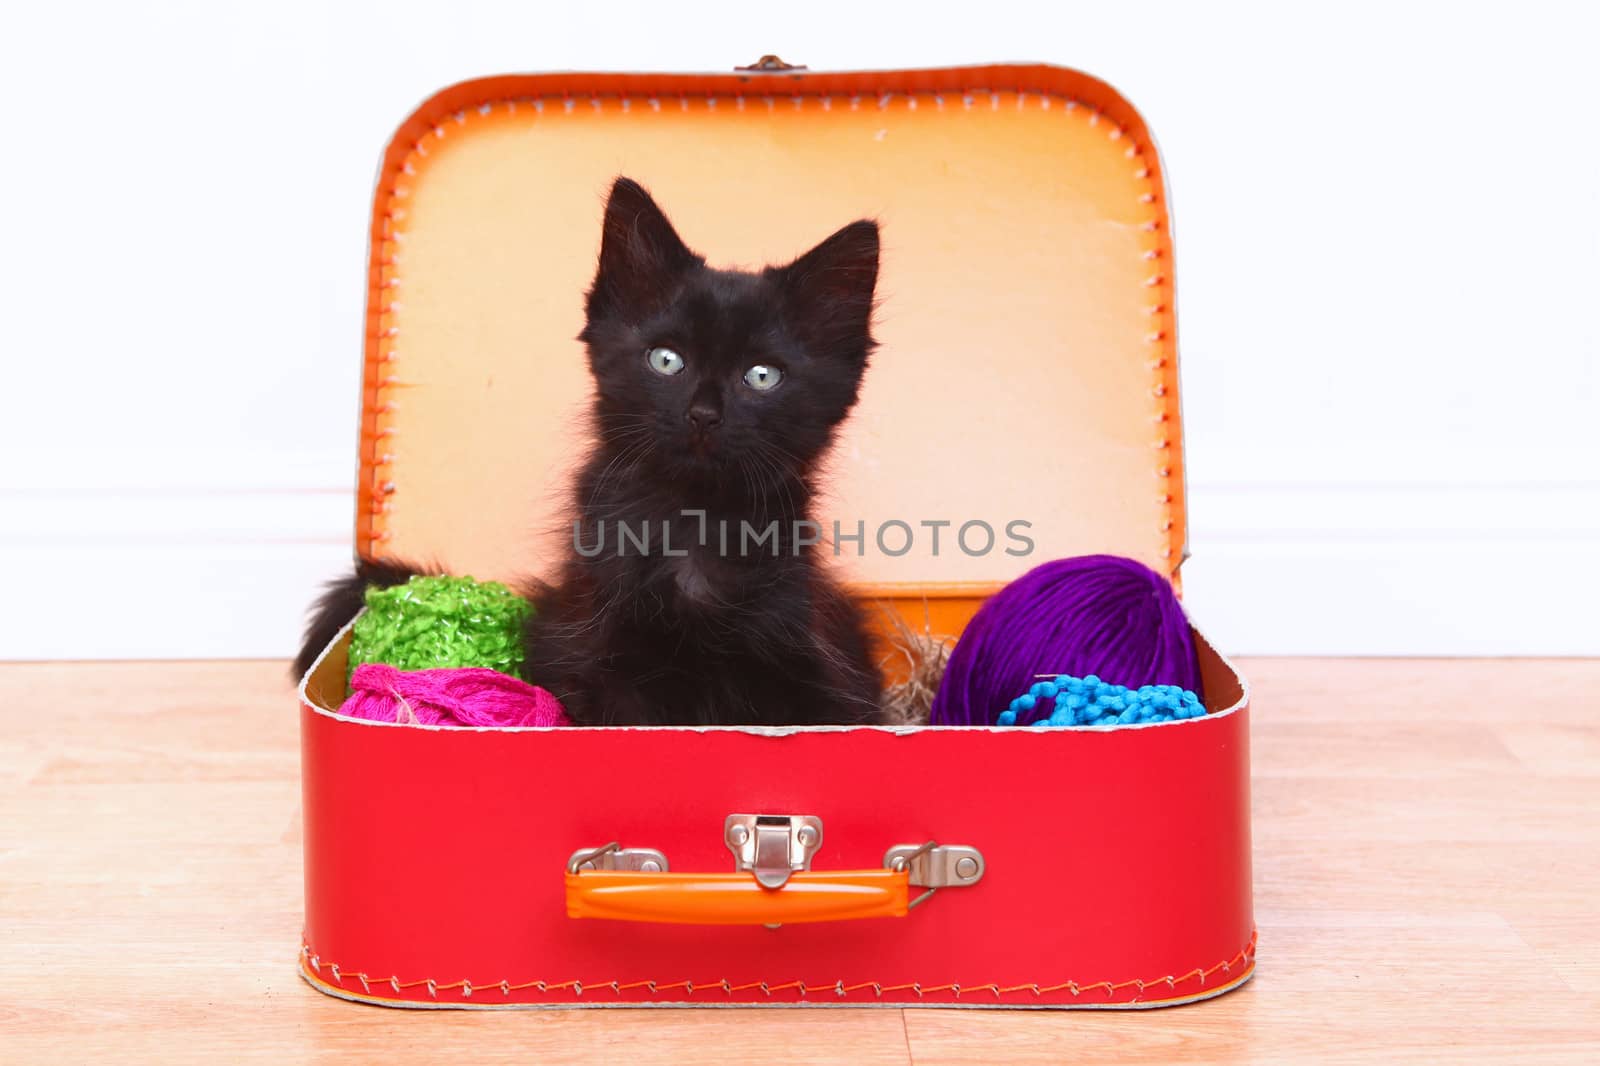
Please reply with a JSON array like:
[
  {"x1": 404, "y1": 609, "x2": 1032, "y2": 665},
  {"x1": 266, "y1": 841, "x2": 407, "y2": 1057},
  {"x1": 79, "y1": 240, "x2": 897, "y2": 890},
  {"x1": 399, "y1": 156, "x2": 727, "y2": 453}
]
[{"x1": 291, "y1": 558, "x2": 424, "y2": 682}]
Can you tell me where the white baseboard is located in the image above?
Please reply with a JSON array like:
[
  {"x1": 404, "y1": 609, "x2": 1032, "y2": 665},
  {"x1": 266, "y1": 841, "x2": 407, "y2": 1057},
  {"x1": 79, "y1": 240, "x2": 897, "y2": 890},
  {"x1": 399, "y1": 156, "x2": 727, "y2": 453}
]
[
  {"x1": 1183, "y1": 542, "x2": 1598, "y2": 657},
  {"x1": 0, "y1": 541, "x2": 352, "y2": 661},
  {"x1": 1183, "y1": 480, "x2": 1600, "y2": 656},
  {"x1": 0, "y1": 483, "x2": 354, "y2": 661}
]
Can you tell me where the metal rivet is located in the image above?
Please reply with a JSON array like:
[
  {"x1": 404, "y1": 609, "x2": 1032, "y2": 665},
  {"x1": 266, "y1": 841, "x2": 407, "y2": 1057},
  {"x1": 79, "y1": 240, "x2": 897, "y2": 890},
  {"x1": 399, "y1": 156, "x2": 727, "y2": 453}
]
[
  {"x1": 796, "y1": 826, "x2": 819, "y2": 848},
  {"x1": 728, "y1": 824, "x2": 749, "y2": 846},
  {"x1": 640, "y1": 860, "x2": 661, "y2": 872},
  {"x1": 955, "y1": 856, "x2": 979, "y2": 879}
]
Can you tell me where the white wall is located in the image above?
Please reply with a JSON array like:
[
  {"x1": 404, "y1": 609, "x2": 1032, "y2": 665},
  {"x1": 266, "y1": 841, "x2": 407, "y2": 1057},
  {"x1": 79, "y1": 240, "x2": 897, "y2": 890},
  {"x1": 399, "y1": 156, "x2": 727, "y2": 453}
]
[{"x1": 2, "y1": 0, "x2": 1596, "y2": 660}]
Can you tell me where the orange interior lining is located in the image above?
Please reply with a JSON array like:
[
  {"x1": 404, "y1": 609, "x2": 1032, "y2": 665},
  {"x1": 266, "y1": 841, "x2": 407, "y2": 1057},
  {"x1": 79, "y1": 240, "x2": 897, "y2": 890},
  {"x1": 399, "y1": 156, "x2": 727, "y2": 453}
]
[{"x1": 356, "y1": 65, "x2": 1185, "y2": 647}]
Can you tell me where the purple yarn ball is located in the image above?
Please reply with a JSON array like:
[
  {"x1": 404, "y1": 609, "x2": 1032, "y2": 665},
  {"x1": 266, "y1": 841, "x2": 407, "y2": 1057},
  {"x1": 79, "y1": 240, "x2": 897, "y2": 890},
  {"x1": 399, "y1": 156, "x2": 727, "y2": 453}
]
[{"x1": 929, "y1": 555, "x2": 1202, "y2": 726}]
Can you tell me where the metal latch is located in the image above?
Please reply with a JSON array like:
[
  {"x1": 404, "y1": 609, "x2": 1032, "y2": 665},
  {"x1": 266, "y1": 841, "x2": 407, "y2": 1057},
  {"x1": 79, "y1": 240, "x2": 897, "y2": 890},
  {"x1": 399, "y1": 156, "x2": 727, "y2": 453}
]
[
  {"x1": 725, "y1": 814, "x2": 823, "y2": 889},
  {"x1": 566, "y1": 842, "x2": 668, "y2": 874},
  {"x1": 883, "y1": 842, "x2": 986, "y2": 909}
]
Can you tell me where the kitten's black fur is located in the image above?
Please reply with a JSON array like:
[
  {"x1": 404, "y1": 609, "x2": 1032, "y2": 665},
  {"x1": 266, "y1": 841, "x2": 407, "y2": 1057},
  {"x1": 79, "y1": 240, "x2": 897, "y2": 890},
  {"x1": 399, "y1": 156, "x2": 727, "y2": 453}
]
[
  {"x1": 295, "y1": 177, "x2": 884, "y2": 726},
  {"x1": 290, "y1": 559, "x2": 416, "y2": 682},
  {"x1": 527, "y1": 179, "x2": 883, "y2": 725}
]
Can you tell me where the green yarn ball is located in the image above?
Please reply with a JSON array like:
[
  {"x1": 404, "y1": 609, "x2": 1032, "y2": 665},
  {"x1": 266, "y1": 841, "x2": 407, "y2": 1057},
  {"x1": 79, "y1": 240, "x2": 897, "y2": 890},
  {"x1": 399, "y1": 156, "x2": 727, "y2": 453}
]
[{"x1": 348, "y1": 575, "x2": 532, "y2": 681}]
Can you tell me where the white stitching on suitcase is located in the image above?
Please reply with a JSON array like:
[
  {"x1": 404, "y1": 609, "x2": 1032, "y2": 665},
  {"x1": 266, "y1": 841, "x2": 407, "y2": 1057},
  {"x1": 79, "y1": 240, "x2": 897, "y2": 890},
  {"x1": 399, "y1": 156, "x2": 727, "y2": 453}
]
[{"x1": 304, "y1": 931, "x2": 1258, "y2": 1002}]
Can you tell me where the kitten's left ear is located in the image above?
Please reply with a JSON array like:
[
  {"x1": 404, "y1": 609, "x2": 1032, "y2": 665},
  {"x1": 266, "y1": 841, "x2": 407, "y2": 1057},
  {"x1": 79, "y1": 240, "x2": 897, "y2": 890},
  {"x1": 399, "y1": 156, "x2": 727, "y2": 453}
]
[{"x1": 775, "y1": 219, "x2": 880, "y2": 354}]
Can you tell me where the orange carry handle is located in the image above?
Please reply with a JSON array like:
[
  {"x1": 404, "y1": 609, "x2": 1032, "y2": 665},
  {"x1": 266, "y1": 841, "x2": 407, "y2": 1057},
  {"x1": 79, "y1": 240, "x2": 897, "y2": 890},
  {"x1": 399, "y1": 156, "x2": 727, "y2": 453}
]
[{"x1": 565, "y1": 869, "x2": 911, "y2": 925}]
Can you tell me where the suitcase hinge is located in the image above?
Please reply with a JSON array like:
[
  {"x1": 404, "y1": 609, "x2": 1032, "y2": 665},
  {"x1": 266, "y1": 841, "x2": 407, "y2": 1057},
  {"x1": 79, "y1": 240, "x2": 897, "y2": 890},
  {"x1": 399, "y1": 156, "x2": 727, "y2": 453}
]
[
  {"x1": 735, "y1": 55, "x2": 807, "y2": 73},
  {"x1": 566, "y1": 842, "x2": 669, "y2": 874},
  {"x1": 883, "y1": 842, "x2": 986, "y2": 909}
]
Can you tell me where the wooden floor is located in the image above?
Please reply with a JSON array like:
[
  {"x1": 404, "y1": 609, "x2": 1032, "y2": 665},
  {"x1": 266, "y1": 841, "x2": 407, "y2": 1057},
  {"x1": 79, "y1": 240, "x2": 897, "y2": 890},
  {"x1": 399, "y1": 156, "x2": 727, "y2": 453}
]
[{"x1": 2, "y1": 659, "x2": 1597, "y2": 1063}]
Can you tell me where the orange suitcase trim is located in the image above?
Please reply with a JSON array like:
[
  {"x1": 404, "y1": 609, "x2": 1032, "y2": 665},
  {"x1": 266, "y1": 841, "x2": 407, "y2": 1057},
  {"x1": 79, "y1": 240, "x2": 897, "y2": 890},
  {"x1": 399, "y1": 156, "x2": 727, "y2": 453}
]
[{"x1": 353, "y1": 62, "x2": 1187, "y2": 617}]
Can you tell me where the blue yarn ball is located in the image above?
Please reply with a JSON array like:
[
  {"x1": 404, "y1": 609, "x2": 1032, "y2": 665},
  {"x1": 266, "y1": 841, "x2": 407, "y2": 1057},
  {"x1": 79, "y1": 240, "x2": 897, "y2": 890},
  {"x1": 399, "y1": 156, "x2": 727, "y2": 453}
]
[{"x1": 996, "y1": 674, "x2": 1207, "y2": 729}]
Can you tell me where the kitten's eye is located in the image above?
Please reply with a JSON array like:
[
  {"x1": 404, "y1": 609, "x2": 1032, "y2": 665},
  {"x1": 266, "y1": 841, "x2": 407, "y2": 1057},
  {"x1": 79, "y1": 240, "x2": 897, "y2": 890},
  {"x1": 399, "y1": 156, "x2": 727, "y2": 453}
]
[
  {"x1": 646, "y1": 346, "x2": 685, "y2": 376},
  {"x1": 743, "y1": 364, "x2": 783, "y2": 391}
]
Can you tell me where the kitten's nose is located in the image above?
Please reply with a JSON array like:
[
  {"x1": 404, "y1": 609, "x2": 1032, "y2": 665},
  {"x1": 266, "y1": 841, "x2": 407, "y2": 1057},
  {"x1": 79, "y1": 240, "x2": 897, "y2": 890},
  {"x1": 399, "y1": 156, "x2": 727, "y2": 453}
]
[{"x1": 686, "y1": 404, "x2": 723, "y2": 432}]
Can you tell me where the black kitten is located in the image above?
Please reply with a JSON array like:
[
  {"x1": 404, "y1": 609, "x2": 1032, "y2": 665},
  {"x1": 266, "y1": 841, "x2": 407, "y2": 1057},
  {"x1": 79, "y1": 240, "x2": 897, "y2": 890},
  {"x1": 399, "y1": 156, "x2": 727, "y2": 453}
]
[
  {"x1": 525, "y1": 178, "x2": 882, "y2": 725},
  {"x1": 295, "y1": 177, "x2": 884, "y2": 727}
]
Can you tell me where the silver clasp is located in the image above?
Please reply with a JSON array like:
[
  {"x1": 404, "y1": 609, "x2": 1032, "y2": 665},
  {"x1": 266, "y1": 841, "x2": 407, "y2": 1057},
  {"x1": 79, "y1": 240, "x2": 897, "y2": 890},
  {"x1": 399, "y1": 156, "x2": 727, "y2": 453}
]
[{"x1": 725, "y1": 814, "x2": 824, "y2": 889}]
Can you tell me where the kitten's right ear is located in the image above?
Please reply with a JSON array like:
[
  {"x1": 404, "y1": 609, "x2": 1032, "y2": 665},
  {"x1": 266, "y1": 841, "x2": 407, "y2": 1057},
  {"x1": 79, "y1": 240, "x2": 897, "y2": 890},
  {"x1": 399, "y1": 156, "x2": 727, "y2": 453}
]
[
  {"x1": 586, "y1": 177, "x2": 698, "y2": 322},
  {"x1": 773, "y1": 219, "x2": 880, "y2": 358}
]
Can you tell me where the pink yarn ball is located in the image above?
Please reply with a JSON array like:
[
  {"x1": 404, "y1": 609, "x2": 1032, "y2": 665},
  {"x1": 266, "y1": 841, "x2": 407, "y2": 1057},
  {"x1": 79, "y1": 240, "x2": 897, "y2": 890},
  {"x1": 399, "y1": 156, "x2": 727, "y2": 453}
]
[{"x1": 339, "y1": 663, "x2": 570, "y2": 728}]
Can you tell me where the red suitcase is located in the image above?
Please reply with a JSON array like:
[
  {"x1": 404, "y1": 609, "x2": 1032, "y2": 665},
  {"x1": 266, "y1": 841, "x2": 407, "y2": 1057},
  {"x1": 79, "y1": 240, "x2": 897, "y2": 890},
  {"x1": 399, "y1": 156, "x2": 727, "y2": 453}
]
[{"x1": 297, "y1": 60, "x2": 1255, "y2": 1009}]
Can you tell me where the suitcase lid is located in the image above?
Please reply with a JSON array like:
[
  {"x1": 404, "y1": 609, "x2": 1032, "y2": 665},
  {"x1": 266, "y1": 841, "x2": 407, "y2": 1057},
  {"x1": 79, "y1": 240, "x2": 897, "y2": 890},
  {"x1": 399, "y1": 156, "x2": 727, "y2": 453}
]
[{"x1": 353, "y1": 62, "x2": 1187, "y2": 601}]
